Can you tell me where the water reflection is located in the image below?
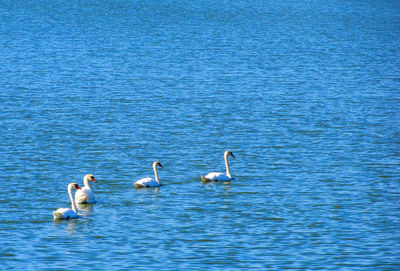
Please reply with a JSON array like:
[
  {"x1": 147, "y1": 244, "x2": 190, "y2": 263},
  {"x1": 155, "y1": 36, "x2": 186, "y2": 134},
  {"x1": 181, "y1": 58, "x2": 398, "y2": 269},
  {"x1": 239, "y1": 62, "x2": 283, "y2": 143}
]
[
  {"x1": 52, "y1": 216, "x2": 79, "y2": 234},
  {"x1": 66, "y1": 219, "x2": 78, "y2": 234},
  {"x1": 200, "y1": 180, "x2": 233, "y2": 196},
  {"x1": 76, "y1": 203, "x2": 94, "y2": 216},
  {"x1": 134, "y1": 186, "x2": 160, "y2": 194},
  {"x1": 201, "y1": 180, "x2": 232, "y2": 190},
  {"x1": 222, "y1": 185, "x2": 231, "y2": 192}
]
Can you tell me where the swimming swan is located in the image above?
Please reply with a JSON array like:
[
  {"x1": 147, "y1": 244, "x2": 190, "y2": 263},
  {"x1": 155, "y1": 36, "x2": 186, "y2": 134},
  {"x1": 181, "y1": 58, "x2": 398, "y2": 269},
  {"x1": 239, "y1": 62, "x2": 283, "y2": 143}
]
[
  {"x1": 75, "y1": 174, "x2": 97, "y2": 204},
  {"x1": 53, "y1": 183, "x2": 81, "y2": 220},
  {"x1": 201, "y1": 150, "x2": 235, "y2": 183},
  {"x1": 134, "y1": 161, "x2": 163, "y2": 188}
]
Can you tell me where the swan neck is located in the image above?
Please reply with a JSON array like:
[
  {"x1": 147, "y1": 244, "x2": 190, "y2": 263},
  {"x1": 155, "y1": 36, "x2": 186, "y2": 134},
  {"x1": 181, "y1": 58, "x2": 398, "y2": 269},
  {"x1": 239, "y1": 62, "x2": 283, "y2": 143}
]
[
  {"x1": 83, "y1": 176, "x2": 90, "y2": 188},
  {"x1": 153, "y1": 164, "x2": 160, "y2": 184},
  {"x1": 68, "y1": 185, "x2": 77, "y2": 213},
  {"x1": 224, "y1": 153, "x2": 231, "y2": 178}
]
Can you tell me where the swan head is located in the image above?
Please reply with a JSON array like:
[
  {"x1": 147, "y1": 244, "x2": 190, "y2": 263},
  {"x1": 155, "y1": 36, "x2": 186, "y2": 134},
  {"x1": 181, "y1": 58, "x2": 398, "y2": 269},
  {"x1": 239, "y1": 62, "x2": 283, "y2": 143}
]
[
  {"x1": 225, "y1": 150, "x2": 235, "y2": 158},
  {"x1": 68, "y1": 183, "x2": 82, "y2": 190},
  {"x1": 84, "y1": 174, "x2": 97, "y2": 183},
  {"x1": 153, "y1": 161, "x2": 163, "y2": 168}
]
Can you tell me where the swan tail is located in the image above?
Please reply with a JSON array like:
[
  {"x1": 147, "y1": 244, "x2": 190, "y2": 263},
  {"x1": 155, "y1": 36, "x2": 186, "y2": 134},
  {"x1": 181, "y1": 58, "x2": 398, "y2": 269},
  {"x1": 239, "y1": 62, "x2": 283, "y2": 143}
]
[
  {"x1": 200, "y1": 175, "x2": 210, "y2": 183},
  {"x1": 53, "y1": 211, "x2": 64, "y2": 220}
]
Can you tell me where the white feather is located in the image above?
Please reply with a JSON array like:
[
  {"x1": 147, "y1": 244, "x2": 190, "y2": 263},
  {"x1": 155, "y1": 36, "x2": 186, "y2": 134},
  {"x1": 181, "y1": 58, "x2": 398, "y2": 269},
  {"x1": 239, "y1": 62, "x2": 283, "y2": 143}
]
[{"x1": 134, "y1": 177, "x2": 160, "y2": 188}]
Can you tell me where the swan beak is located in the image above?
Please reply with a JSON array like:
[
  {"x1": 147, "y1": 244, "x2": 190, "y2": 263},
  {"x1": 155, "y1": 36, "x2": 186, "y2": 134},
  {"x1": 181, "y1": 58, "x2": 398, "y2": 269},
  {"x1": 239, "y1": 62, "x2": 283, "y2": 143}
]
[
  {"x1": 159, "y1": 164, "x2": 163, "y2": 168},
  {"x1": 75, "y1": 184, "x2": 82, "y2": 190},
  {"x1": 91, "y1": 177, "x2": 97, "y2": 182},
  {"x1": 231, "y1": 153, "x2": 236, "y2": 158}
]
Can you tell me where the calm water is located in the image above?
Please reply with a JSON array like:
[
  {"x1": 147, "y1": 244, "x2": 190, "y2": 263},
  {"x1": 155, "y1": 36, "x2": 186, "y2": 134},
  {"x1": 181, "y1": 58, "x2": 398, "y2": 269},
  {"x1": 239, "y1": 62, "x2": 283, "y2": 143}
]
[{"x1": 1, "y1": 0, "x2": 399, "y2": 270}]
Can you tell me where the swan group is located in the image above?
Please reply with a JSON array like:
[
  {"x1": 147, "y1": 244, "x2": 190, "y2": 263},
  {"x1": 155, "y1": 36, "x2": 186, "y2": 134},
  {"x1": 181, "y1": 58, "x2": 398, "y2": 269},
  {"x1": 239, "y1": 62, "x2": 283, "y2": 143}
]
[{"x1": 53, "y1": 150, "x2": 236, "y2": 220}]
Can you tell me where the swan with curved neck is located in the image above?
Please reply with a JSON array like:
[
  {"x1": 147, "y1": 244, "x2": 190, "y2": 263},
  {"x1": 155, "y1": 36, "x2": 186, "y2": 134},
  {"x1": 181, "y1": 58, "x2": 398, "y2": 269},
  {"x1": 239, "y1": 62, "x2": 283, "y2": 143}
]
[
  {"x1": 201, "y1": 150, "x2": 236, "y2": 183},
  {"x1": 75, "y1": 174, "x2": 97, "y2": 204},
  {"x1": 134, "y1": 161, "x2": 163, "y2": 188},
  {"x1": 53, "y1": 183, "x2": 81, "y2": 220}
]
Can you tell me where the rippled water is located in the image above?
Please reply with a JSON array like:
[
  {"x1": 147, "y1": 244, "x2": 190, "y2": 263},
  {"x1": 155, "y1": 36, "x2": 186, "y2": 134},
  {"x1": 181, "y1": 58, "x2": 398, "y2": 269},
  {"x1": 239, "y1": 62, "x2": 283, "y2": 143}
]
[{"x1": 1, "y1": 0, "x2": 399, "y2": 269}]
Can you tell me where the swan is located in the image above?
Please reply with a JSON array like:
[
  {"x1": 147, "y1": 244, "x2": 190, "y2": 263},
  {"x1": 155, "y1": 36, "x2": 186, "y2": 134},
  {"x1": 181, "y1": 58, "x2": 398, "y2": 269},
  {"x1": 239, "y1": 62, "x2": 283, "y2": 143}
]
[
  {"x1": 134, "y1": 161, "x2": 163, "y2": 188},
  {"x1": 201, "y1": 150, "x2": 236, "y2": 183},
  {"x1": 53, "y1": 183, "x2": 82, "y2": 220},
  {"x1": 75, "y1": 174, "x2": 97, "y2": 204}
]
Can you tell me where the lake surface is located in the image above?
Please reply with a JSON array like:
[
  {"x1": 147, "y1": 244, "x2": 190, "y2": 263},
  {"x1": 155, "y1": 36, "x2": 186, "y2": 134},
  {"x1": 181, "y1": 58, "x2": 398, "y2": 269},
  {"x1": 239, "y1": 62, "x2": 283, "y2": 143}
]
[{"x1": 1, "y1": 0, "x2": 399, "y2": 269}]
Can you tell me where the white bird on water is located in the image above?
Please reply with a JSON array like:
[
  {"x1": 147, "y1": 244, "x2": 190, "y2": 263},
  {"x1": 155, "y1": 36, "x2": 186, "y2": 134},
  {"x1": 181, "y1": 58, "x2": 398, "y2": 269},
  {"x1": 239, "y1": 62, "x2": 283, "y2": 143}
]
[
  {"x1": 75, "y1": 174, "x2": 98, "y2": 204},
  {"x1": 201, "y1": 150, "x2": 236, "y2": 183},
  {"x1": 134, "y1": 161, "x2": 163, "y2": 188},
  {"x1": 53, "y1": 183, "x2": 81, "y2": 220}
]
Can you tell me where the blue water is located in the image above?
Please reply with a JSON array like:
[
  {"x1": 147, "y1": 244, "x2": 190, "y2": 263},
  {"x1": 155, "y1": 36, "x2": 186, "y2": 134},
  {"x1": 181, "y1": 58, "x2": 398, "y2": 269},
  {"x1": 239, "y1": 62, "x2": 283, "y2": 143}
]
[{"x1": 1, "y1": 0, "x2": 399, "y2": 269}]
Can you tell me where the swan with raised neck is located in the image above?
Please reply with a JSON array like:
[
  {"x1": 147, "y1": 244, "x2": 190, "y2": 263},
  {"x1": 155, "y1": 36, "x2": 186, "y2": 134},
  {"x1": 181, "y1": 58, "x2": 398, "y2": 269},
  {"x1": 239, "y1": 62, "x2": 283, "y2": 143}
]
[
  {"x1": 75, "y1": 174, "x2": 97, "y2": 204},
  {"x1": 201, "y1": 150, "x2": 236, "y2": 183},
  {"x1": 134, "y1": 161, "x2": 163, "y2": 188},
  {"x1": 53, "y1": 183, "x2": 81, "y2": 220}
]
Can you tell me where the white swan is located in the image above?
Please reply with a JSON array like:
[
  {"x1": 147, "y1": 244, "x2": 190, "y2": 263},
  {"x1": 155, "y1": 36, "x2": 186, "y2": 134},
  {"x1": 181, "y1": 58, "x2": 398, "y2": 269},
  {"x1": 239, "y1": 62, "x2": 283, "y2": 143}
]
[
  {"x1": 75, "y1": 174, "x2": 97, "y2": 204},
  {"x1": 201, "y1": 150, "x2": 236, "y2": 183},
  {"x1": 134, "y1": 161, "x2": 163, "y2": 188},
  {"x1": 53, "y1": 183, "x2": 81, "y2": 220}
]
